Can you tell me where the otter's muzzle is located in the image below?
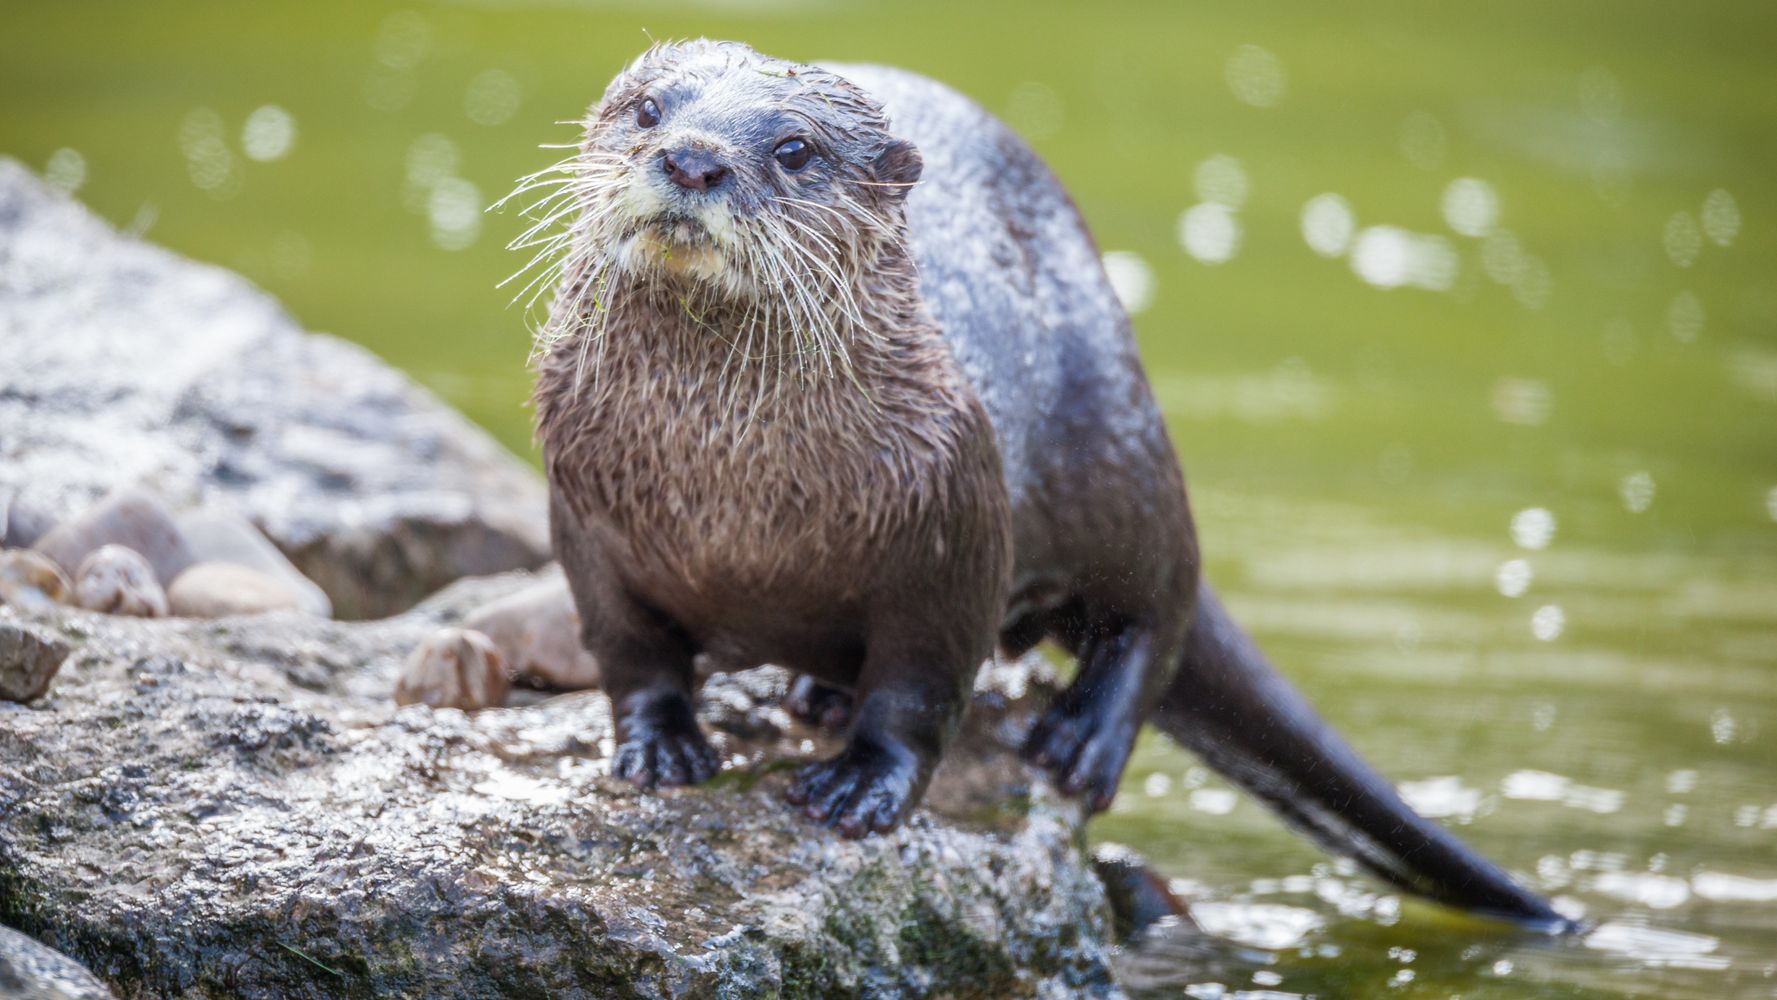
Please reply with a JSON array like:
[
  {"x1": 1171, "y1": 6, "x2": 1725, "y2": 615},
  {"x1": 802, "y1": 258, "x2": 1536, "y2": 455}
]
[{"x1": 661, "y1": 147, "x2": 729, "y2": 192}]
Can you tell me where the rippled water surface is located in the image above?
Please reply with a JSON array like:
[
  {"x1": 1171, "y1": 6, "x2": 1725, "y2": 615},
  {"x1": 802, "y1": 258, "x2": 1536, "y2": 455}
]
[{"x1": 4, "y1": 2, "x2": 1774, "y2": 996}]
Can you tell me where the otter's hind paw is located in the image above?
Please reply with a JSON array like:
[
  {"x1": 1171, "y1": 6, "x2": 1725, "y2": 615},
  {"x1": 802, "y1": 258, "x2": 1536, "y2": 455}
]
[
  {"x1": 784, "y1": 675, "x2": 853, "y2": 729},
  {"x1": 1021, "y1": 699, "x2": 1136, "y2": 813}
]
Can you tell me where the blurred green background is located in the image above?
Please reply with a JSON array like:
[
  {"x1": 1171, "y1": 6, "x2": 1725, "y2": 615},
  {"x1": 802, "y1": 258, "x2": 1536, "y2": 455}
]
[{"x1": 4, "y1": 1, "x2": 1774, "y2": 996}]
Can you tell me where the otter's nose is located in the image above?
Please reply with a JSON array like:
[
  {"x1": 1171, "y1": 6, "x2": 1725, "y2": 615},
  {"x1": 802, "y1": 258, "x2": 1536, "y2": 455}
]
[{"x1": 661, "y1": 148, "x2": 729, "y2": 191}]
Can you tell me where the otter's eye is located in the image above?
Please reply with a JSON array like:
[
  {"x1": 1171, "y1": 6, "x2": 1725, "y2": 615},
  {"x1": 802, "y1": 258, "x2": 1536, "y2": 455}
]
[
  {"x1": 637, "y1": 98, "x2": 660, "y2": 128},
  {"x1": 774, "y1": 138, "x2": 812, "y2": 172}
]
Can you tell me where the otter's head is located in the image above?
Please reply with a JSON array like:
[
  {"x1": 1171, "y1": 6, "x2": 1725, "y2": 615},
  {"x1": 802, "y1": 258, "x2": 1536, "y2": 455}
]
[{"x1": 542, "y1": 40, "x2": 921, "y2": 310}]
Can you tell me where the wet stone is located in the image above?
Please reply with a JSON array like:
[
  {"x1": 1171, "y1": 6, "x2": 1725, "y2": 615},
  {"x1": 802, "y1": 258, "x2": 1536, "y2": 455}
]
[{"x1": 0, "y1": 573, "x2": 1117, "y2": 998}]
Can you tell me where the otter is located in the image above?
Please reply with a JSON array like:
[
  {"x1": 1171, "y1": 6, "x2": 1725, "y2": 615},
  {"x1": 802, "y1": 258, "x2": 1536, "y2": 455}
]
[{"x1": 522, "y1": 40, "x2": 1568, "y2": 930}]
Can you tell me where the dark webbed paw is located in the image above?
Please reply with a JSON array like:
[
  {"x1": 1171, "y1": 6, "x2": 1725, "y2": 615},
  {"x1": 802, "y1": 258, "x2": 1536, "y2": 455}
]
[
  {"x1": 784, "y1": 740, "x2": 919, "y2": 838},
  {"x1": 610, "y1": 694, "x2": 718, "y2": 788},
  {"x1": 784, "y1": 675, "x2": 854, "y2": 730},
  {"x1": 1022, "y1": 695, "x2": 1136, "y2": 813}
]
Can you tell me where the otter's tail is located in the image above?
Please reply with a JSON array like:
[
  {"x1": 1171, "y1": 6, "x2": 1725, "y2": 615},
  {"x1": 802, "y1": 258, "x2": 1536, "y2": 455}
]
[{"x1": 1152, "y1": 585, "x2": 1573, "y2": 932}]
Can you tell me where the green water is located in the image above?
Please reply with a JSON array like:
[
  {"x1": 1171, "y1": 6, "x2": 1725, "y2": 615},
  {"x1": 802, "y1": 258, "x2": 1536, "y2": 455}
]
[{"x1": 4, "y1": 2, "x2": 1774, "y2": 996}]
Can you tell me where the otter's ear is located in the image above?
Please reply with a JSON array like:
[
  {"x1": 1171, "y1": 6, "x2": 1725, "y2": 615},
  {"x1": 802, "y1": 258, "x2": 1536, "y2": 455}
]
[{"x1": 871, "y1": 138, "x2": 922, "y2": 196}]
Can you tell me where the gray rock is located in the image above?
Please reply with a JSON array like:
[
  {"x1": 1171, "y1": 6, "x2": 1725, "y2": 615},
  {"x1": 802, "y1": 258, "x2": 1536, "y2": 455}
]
[
  {"x1": 0, "y1": 160, "x2": 549, "y2": 619},
  {"x1": 0, "y1": 574, "x2": 1118, "y2": 998},
  {"x1": 32, "y1": 491, "x2": 194, "y2": 589},
  {"x1": 0, "y1": 493, "x2": 57, "y2": 551},
  {"x1": 0, "y1": 621, "x2": 70, "y2": 703},
  {"x1": 0, "y1": 925, "x2": 115, "y2": 1000},
  {"x1": 173, "y1": 509, "x2": 331, "y2": 617}
]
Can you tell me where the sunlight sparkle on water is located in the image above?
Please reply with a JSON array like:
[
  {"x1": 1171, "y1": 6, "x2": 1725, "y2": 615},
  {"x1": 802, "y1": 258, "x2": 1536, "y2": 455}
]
[
  {"x1": 1179, "y1": 203, "x2": 1241, "y2": 264},
  {"x1": 178, "y1": 108, "x2": 241, "y2": 198},
  {"x1": 1348, "y1": 226, "x2": 1457, "y2": 291},
  {"x1": 466, "y1": 69, "x2": 522, "y2": 126},
  {"x1": 1441, "y1": 177, "x2": 1498, "y2": 237},
  {"x1": 1531, "y1": 603, "x2": 1565, "y2": 641},
  {"x1": 1620, "y1": 471, "x2": 1655, "y2": 513},
  {"x1": 1194, "y1": 155, "x2": 1248, "y2": 209},
  {"x1": 1225, "y1": 44, "x2": 1285, "y2": 107},
  {"x1": 241, "y1": 105, "x2": 296, "y2": 162},
  {"x1": 1700, "y1": 188, "x2": 1740, "y2": 246},
  {"x1": 44, "y1": 148, "x2": 85, "y2": 194},
  {"x1": 1102, "y1": 250, "x2": 1155, "y2": 315},
  {"x1": 1510, "y1": 507, "x2": 1556, "y2": 549},
  {"x1": 1495, "y1": 558, "x2": 1532, "y2": 597},
  {"x1": 1491, "y1": 377, "x2": 1552, "y2": 425},
  {"x1": 1299, "y1": 193, "x2": 1354, "y2": 257},
  {"x1": 1664, "y1": 211, "x2": 1703, "y2": 268},
  {"x1": 1667, "y1": 290, "x2": 1705, "y2": 343}
]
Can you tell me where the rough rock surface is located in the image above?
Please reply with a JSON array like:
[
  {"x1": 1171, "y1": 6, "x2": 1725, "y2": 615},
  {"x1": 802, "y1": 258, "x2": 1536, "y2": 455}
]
[
  {"x1": 0, "y1": 924, "x2": 116, "y2": 1000},
  {"x1": 0, "y1": 574, "x2": 1118, "y2": 999},
  {"x1": 0, "y1": 622, "x2": 71, "y2": 703},
  {"x1": 0, "y1": 160, "x2": 549, "y2": 618}
]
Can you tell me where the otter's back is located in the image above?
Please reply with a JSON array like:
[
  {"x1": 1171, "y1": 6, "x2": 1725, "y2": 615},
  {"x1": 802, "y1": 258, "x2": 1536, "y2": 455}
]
[{"x1": 825, "y1": 64, "x2": 1180, "y2": 559}]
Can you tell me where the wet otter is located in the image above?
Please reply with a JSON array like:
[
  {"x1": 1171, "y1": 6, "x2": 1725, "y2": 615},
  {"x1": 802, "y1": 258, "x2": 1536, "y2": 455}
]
[{"x1": 526, "y1": 40, "x2": 1567, "y2": 929}]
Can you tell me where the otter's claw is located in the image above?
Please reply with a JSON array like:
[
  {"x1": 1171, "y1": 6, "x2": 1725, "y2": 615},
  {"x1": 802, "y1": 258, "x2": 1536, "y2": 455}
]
[{"x1": 785, "y1": 741, "x2": 918, "y2": 838}]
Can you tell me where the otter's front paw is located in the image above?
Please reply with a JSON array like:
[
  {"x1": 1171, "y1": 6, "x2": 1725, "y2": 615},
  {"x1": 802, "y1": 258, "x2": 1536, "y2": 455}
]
[
  {"x1": 611, "y1": 708, "x2": 718, "y2": 788},
  {"x1": 784, "y1": 675, "x2": 853, "y2": 729},
  {"x1": 1022, "y1": 696, "x2": 1137, "y2": 813},
  {"x1": 785, "y1": 741, "x2": 920, "y2": 838}
]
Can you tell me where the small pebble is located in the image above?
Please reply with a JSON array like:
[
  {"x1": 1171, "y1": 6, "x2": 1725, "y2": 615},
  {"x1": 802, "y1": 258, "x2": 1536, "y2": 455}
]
[
  {"x1": 0, "y1": 549, "x2": 74, "y2": 609},
  {"x1": 167, "y1": 562, "x2": 302, "y2": 618},
  {"x1": 395, "y1": 627, "x2": 511, "y2": 711},
  {"x1": 74, "y1": 544, "x2": 168, "y2": 617}
]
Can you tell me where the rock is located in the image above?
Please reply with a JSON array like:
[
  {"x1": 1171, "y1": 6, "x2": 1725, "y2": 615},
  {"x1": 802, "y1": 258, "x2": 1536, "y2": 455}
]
[
  {"x1": 1, "y1": 492, "x2": 58, "y2": 550},
  {"x1": 173, "y1": 509, "x2": 331, "y2": 617},
  {"x1": 165, "y1": 562, "x2": 301, "y2": 618},
  {"x1": 0, "y1": 551, "x2": 72, "y2": 611},
  {"x1": 0, "y1": 925, "x2": 116, "y2": 1000},
  {"x1": 393, "y1": 626, "x2": 510, "y2": 710},
  {"x1": 460, "y1": 568, "x2": 598, "y2": 689},
  {"x1": 0, "y1": 574, "x2": 1117, "y2": 998},
  {"x1": 0, "y1": 160, "x2": 549, "y2": 619},
  {"x1": 32, "y1": 490, "x2": 194, "y2": 588},
  {"x1": 72, "y1": 546, "x2": 168, "y2": 618},
  {"x1": 0, "y1": 621, "x2": 71, "y2": 702}
]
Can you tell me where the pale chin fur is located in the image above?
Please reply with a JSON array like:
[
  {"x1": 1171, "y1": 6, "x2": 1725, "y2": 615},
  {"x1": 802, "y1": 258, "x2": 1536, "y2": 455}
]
[{"x1": 609, "y1": 176, "x2": 752, "y2": 294}]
